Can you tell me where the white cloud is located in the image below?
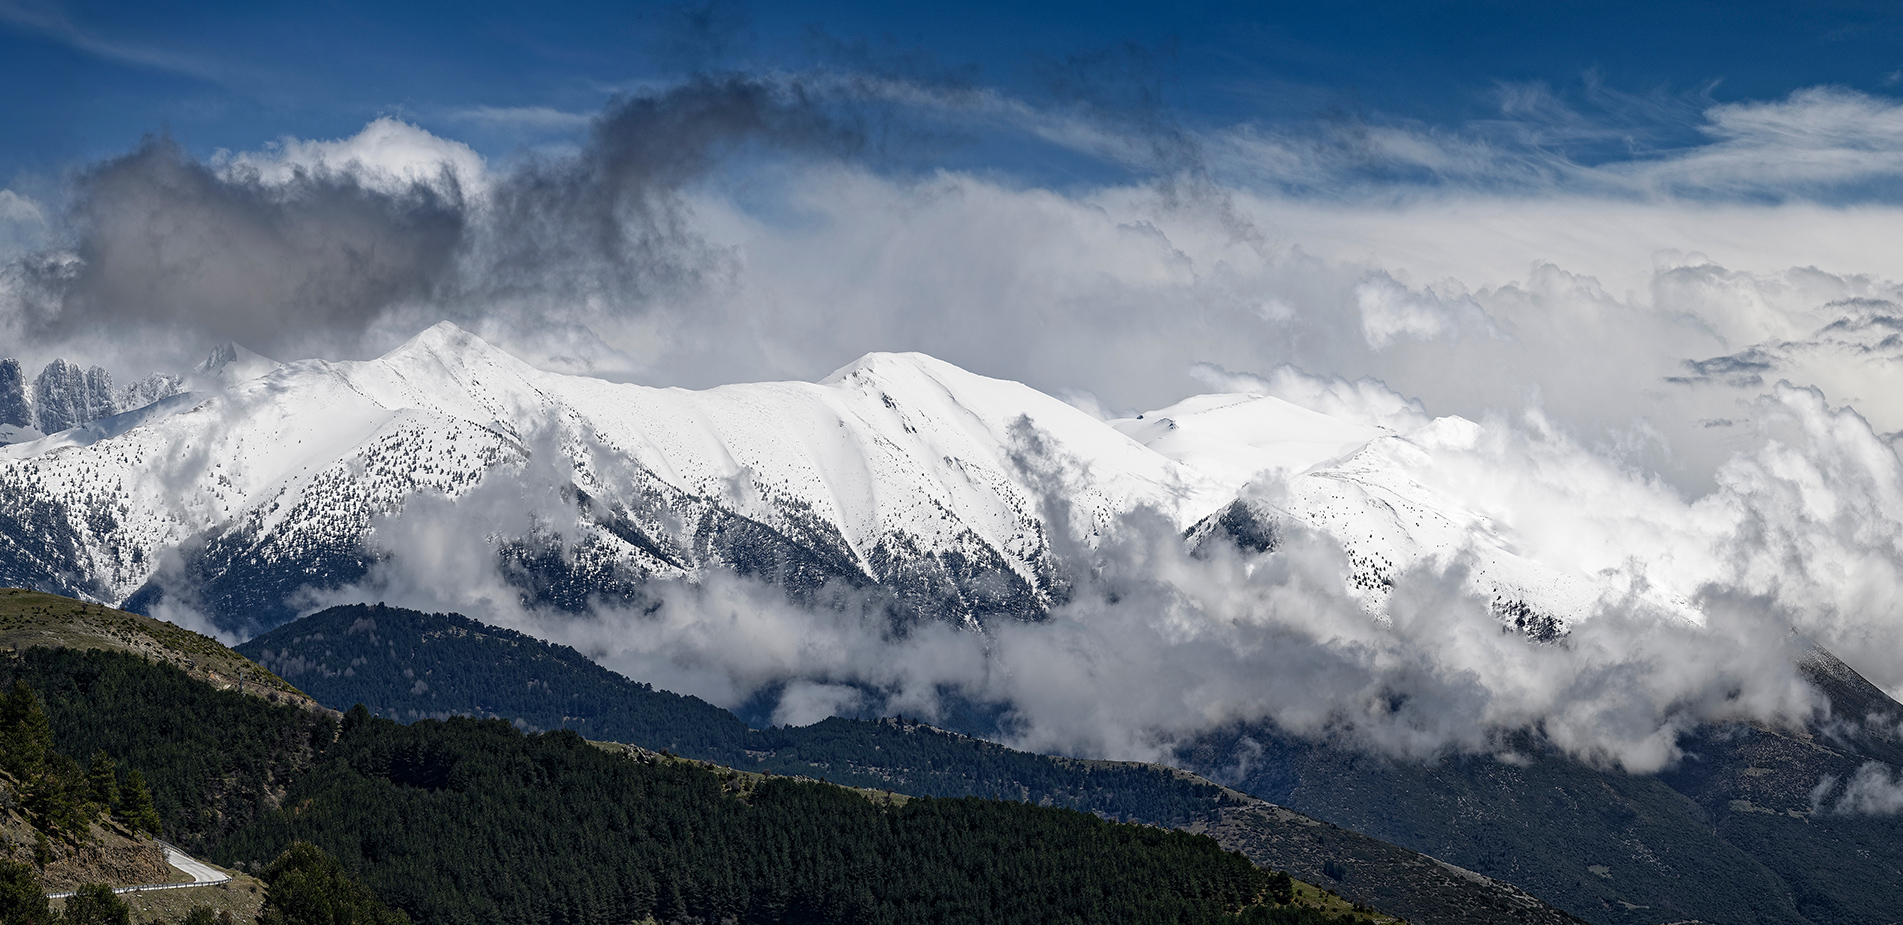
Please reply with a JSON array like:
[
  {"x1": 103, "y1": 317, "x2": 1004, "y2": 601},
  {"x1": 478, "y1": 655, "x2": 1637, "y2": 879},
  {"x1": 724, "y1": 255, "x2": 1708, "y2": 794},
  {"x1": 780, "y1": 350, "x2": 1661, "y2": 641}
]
[
  {"x1": 1188, "y1": 363, "x2": 1429, "y2": 433},
  {"x1": 0, "y1": 190, "x2": 43, "y2": 225},
  {"x1": 219, "y1": 117, "x2": 488, "y2": 198},
  {"x1": 1823, "y1": 761, "x2": 1903, "y2": 815},
  {"x1": 0, "y1": 190, "x2": 48, "y2": 258},
  {"x1": 771, "y1": 682, "x2": 866, "y2": 727},
  {"x1": 1352, "y1": 272, "x2": 1498, "y2": 349},
  {"x1": 1643, "y1": 87, "x2": 1903, "y2": 193}
]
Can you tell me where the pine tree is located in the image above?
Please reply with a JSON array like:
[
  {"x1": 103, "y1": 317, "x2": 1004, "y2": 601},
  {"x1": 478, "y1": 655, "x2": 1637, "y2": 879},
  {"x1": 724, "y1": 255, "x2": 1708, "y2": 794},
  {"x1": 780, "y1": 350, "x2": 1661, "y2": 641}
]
[
  {"x1": 177, "y1": 906, "x2": 221, "y2": 925},
  {"x1": 58, "y1": 883, "x2": 129, "y2": 925},
  {"x1": 1269, "y1": 870, "x2": 1295, "y2": 905},
  {"x1": 86, "y1": 752, "x2": 119, "y2": 810},
  {"x1": 0, "y1": 680, "x2": 53, "y2": 778},
  {"x1": 117, "y1": 771, "x2": 160, "y2": 835},
  {"x1": 0, "y1": 858, "x2": 51, "y2": 925},
  {"x1": 256, "y1": 842, "x2": 410, "y2": 925}
]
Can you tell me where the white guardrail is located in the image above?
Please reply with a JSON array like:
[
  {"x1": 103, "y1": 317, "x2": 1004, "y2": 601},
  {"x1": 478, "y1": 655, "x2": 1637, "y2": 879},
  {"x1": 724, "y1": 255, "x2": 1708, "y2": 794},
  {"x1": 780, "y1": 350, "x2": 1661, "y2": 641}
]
[{"x1": 46, "y1": 840, "x2": 232, "y2": 899}]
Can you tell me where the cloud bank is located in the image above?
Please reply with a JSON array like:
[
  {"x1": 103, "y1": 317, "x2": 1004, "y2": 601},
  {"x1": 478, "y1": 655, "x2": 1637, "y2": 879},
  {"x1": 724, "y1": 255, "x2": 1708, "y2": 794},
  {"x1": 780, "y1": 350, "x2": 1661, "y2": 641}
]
[
  {"x1": 11, "y1": 74, "x2": 1903, "y2": 772},
  {"x1": 272, "y1": 371, "x2": 1903, "y2": 777}
]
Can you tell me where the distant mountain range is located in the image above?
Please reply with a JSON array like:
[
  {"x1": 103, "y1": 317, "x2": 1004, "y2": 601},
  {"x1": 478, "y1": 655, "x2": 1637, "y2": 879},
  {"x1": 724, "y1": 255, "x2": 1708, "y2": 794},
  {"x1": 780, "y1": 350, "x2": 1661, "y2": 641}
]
[{"x1": 2, "y1": 322, "x2": 1686, "y2": 639}]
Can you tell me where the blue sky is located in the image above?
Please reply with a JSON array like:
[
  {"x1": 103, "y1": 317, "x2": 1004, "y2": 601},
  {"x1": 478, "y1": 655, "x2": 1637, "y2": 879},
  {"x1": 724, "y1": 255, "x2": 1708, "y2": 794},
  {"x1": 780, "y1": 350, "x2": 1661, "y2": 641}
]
[
  {"x1": 11, "y1": 0, "x2": 1903, "y2": 495},
  {"x1": 8, "y1": 0, "x2": 1903, "y2": 187}
]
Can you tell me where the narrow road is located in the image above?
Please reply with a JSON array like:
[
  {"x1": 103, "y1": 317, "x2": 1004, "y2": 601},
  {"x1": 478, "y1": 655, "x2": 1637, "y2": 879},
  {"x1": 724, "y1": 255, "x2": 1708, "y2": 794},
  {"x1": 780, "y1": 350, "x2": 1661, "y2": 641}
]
[
  {"x1": 46, "y1": 840, "x2": 233, "y2": 899},
  {"x1": 159, "y1": 842, "x2": 230, "y2": 887}
]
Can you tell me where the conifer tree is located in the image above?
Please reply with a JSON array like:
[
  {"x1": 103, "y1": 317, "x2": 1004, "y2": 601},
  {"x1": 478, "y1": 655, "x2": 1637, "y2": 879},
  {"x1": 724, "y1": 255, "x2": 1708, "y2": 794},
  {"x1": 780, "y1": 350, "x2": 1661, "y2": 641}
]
[
  {"x1": 176, "y1": 906, "x2": 225, "y2": 925},
  {"x1": 0, "y1": 680, "x2": 53, "y2": 778},
  {"x1": 1269, "y1": 870, "x2": 1295, "y2": 905},
  {"x1": 86, "y1": 752, "x2": 118, "y2": 810},
  {"x1": 0, "y1": 858, "x2": 51, "y2": 925},
  {"x1": 257, "y1": 842, "x2": 410, "y2": 925},
  {"x1": 117, "y1": 771, "x2": 160, "y2": 835},
  {"x1": 58, "y1": 883, "x2": 129, "y2": 925}
]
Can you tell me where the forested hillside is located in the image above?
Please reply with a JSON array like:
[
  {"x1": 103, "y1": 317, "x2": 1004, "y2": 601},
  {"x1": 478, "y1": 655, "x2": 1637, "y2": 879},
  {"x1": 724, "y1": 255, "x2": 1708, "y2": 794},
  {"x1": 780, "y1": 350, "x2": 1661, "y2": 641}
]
[
  {"x1": 0, "y1": 598, "x2": 1383, "y2": 925},
  {"x1": 0, "y1": 647, "x2": 337, "y2": 853},
  {"x1": 0, "y1": 675, "x2": 170, "y2": 894},
  {"x1": 215, "y1": 710, "x2": 1325, "y2": 925},
  {"x1": 239, "y1": 603, "x2": 1585, "y2": 924}
]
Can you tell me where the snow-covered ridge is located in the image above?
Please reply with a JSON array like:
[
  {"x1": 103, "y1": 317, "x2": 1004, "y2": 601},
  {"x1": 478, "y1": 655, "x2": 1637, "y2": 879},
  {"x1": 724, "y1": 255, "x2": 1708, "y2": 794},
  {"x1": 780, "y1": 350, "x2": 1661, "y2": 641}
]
[
  {"x1": 0, "y1": 324, "x2": 1224, "y2": 633},
  {"x1": 1119, "y1": 395, "x2": 1704, "y2": 629},
  {"x1": 0, "y1": 322, "x2": 1696, "y2": 637}
]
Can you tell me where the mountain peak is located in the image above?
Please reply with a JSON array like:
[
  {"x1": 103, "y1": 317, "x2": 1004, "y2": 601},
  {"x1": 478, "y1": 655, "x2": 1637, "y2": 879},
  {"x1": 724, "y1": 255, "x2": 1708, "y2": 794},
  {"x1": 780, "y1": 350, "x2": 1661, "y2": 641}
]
[
  {"x1": 819, "y1": 350, "x2": 971, "y2": 387},
  {"x1": 196, "y1": 341, "x2": 281, "y2": 386},
  {"x1": 387, "y1": 320, "x2": 482, "y2": 356},
  {"x1": 374, "y1": 321, "x2": 543, "y2": 383}
]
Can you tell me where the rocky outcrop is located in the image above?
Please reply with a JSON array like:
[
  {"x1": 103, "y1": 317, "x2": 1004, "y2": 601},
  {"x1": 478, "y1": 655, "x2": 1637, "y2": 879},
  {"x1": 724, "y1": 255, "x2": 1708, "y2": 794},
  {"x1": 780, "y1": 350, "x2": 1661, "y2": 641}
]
[
  {"x1": 117, "y1": 373, "x2": 184, "y2": 412},
  {"x1": 32, "y1": 359, "x2": 116, "y2": 435},
  {"x1": 0, "y1": 359, "x2": 27, "y2": 429},
  {"x1": 0, "y1": 776, "x2": 172, "y2": 891},
  {"x1": 0, "y1": 358, "x2": 185, "y2": 440},
  {"x1": 33, "y1": 839, "x2": 173, "y2": 892}
]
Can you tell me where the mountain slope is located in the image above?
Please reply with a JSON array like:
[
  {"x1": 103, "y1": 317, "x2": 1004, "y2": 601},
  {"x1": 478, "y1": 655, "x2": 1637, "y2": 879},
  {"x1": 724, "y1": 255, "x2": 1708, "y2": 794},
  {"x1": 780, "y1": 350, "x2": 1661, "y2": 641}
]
[
  {"x1": 239, "y1": 601, "x2": 1903, "y2": 924},
  {"x1": 0, "y1": 591, "x2": 339, "y2": 854},
  {"x1": 212, "y1": 713, "x2": 1308, "y2": 925},
  {"x1": 1121, "y1": 396, "x2": 1700, "y2": 634},
  {"x1": 1180, "y1": 649, "x2": 1903, "y2": 925},
  {"x1": 0, "y1": 322, "x2": 1721, "y2": 645},
  {"x1": 0, "y1": 587, "x2": 317, "y2": 711},
  {"x1": 242, "y1": 602, "x2": 1588, "y2": 925},
  {"x1": 0, "y1": 590, "x2": 1384, "y2": 925}
]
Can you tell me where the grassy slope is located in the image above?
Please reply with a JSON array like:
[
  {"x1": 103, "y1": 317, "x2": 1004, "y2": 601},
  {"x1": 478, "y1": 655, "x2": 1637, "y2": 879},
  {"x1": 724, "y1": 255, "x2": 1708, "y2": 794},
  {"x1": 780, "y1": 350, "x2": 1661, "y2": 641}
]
[
  {"x1": 77, "y1": 873, "x2": 267, "y2": 925},
  {"x1": 0, "y1": 588, "x2": 320, "y2": 712},
  {"x1": 1189, "y1": 799, "x2": 1588, "y2": 925}
]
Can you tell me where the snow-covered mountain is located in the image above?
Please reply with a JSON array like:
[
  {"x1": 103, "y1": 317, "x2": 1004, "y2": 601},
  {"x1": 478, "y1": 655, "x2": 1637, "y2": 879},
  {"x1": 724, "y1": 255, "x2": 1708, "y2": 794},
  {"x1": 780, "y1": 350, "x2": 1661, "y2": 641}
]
[
  {"x1": 0, "y1": 324, "x2": 1226, "y2": 634},
  {"x1": 0, "y1": 322, "x2": 1693, "y2": 638},
  {"x1": 1116, "y1": 395, "x2": 1704, "y2": 634}
]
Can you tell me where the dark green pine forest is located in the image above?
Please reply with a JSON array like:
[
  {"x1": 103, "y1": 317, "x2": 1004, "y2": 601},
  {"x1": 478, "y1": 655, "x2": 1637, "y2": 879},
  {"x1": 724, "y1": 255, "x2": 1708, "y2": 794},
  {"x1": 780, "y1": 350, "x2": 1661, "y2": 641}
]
[
  {"x1": 221, "y1": 708, "x2": 1282, "y2": 925},
  {"x1": 1, "y1": 644, "x2": 1358, "y2": 925},
  {"x1": 0, "y1": 647, "x2": 337, "y2": 854}
]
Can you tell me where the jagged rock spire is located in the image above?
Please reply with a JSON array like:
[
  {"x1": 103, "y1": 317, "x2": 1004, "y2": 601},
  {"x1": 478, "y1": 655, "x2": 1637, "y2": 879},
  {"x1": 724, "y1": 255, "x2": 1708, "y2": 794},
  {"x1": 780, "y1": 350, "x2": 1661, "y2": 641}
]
[
  {"x1": 0, "y1": 359, "x2": 28, "y2": 429},
  {"x1": 32, "y1": 359, "x2": 117, "y2": 435}
]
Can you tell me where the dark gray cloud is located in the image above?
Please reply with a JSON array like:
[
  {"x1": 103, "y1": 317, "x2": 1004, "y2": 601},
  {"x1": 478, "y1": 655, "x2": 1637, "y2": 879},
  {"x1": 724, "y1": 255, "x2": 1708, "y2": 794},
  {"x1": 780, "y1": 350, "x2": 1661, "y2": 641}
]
[
  {"x1": 459, "y1": 74, "x2": 868, "y2": 314},
  {"x1": 6, "y1": 75, "x2": 877, "y2": 362},
  {"x1": 1669, "y1": 346, "x2": 1781, "y2": 388},
  {"x1": 16, "y1": 136, "x2": 466, "y2": 356}
]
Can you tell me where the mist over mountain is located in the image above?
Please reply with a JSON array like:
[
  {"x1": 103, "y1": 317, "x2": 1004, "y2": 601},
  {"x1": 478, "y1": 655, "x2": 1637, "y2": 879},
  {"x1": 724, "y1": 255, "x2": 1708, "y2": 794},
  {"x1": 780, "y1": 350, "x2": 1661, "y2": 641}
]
[
  {"x1": 0, "y1": 319, "x2": 1886, "y2": 794},
  {"x1": 10, "y1": 6, "x2": 1903, "y2": 921}
]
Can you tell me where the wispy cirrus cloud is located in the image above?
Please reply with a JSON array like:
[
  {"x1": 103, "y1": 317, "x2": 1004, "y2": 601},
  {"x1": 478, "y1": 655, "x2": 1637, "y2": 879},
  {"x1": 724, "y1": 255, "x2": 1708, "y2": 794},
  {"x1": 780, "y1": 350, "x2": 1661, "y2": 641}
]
[
  {"x1": 445, "y1": 105, "x2": 594, "y2": 133},
  {"x1": 0, "y1": 0, "x2": 226, "y2": 81}
]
